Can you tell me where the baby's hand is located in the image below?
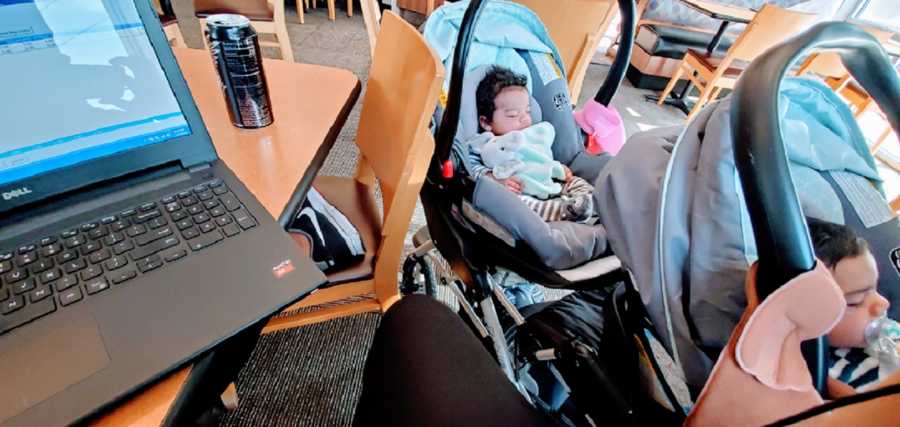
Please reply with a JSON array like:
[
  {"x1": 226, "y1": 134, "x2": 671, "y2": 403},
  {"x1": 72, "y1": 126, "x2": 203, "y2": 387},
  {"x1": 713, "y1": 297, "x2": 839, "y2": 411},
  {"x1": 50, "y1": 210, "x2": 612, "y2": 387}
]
[
  {"x1": 563, "y1": 166, "x2": 573, "y2": 183},
  {"x1": 489, "y1": 173, "x2": 523, "y2": 194}
]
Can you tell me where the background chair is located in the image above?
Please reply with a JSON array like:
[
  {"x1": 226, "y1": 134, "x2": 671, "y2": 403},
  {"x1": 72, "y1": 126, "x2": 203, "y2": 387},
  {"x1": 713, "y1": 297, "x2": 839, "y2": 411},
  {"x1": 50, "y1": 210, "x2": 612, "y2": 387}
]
[
  {"x1": 657, "y1": 4, "x2": 817, "y2": 121},
  {"x1": 513, "y1": 0, "x2": 619, "y2": 103},
  {"x1": 305, "y1": 0, "x2": 354, "y2": 21},
  {"x1": 359, "y1": 0, "x2": 382, "y2": 57},
  {"x1": 262, "y1": 11, "x2": 444, "y2": 332},
  {"x1": 795, "y1": 26, "x2": 897, "y2": 156},
  {"x1": 152, "y1": 0, "x2": 186, "y2": 47},
  {"x1": 194, "y1": 0, "x2": 294, "y2": 61},
  {"x1": 795, "y1": 25, "x2": 892, "y2": 95}
]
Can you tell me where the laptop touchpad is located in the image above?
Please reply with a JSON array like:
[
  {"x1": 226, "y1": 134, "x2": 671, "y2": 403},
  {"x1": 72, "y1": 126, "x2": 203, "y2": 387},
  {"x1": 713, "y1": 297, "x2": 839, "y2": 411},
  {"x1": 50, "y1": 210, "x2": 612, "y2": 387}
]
[{"x1": 0, "y1": 311, "x2": 110, "y2": 423}]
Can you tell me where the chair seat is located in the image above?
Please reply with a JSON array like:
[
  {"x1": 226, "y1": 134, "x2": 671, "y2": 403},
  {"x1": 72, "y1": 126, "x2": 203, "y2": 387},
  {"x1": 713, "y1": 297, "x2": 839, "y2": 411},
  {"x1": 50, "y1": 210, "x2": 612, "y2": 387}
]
[
  {"x1": 289, "y1": 176, "x2": 382, "y2": 286},
  {"x1": 195, "y1": 0, "x2": 274, "y2": 21},
  {"x1": 685, "y1": 49, "x2": 745, "y2": 78},
  {"x1": 636, "y1": 23, "x2": 734, "y2": 60}
]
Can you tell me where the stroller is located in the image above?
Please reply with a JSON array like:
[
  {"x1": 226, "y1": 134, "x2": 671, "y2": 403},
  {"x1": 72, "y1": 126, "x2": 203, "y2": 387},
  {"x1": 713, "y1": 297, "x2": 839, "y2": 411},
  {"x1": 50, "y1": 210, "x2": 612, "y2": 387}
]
[
  {"x1": 355, "y1": 20, "x2": 900, "y2": 427},
  {"x1": 401, "y1": 0, "x2": 634, "y2": 301},
  {"x1": 405, "y1": 0, "x2": 686, "y2": 424}
]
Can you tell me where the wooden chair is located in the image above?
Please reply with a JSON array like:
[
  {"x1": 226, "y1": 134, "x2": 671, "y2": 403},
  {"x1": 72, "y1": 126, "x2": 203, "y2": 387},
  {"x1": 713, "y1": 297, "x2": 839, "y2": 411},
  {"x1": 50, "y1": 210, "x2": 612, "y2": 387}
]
[
  {"x1": 658, "y1": 4, "x2": 817, "y2": 121},
  {"x1": 194, "y1": 0, "x2": 294, "y2": 61},
  {"x1": 152, "y1": 0, "x2": 185, "y2": 47},
  {"x1": 795, "y1": 25, "x2": 892, "y2": 94},
  {"x1": 795, "y1": 26, "x2": 896, "y2": 155},
  {"x1": 514, "y1": 0, "x2": 618, "y2": 103},
  {"x1": 360, "y1": 0, "x2": 382, "y2": 57},
  {"x1": 262, "y1": 11, "x2": 444, "y2": 332},
  {"x1": 304, "y1": 0, "x2": 354, "y2": 21}
]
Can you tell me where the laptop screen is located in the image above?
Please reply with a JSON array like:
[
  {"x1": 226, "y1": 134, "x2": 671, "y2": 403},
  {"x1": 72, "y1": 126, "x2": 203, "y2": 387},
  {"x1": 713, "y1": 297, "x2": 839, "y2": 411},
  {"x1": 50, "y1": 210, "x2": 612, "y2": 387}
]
[{"x1": 0, "y1": 0, "x2": 191, "y2": 186}]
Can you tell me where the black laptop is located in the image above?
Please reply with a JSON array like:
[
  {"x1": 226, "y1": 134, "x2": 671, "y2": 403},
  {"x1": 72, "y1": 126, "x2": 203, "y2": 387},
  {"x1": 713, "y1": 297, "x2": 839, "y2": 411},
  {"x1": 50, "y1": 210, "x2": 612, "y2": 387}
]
[{"x1": 0, "y1": 1, "x2": 325, "y2": 425}]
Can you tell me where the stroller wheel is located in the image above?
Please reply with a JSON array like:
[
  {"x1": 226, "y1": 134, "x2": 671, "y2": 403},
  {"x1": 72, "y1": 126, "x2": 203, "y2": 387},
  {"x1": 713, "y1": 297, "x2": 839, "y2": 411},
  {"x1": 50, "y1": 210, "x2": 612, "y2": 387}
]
[{"x1": 399, "y1": 253, "x2": 438, "y2": 297}]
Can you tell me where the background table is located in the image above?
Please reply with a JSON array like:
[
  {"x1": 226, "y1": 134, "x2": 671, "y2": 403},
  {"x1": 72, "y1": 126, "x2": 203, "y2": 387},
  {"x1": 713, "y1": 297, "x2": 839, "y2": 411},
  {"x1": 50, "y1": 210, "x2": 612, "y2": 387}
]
[
  {"x1": 91, "y1": 47, "x2": 360, "y2": 426},
  {"x1": 647, "y1": 0, "x2": 755, "y2": 114},
  {"x1": 680, "y1": 0, "x2": 755, "y2": 56}
]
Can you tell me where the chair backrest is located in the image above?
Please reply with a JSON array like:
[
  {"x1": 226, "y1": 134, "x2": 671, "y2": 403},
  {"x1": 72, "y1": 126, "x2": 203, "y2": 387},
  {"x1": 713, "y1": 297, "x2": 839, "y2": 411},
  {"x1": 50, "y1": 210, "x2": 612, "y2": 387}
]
[
  {"x1": 360, "y1": 0, "x2": 382, "y2": 57},
  {"x1": 354, "y1": 11, "x2": 444, "y2": 280},
  {"x1": 514, "y1": 0, "x2": 617, "y2": 101},
  {"x1": 798, "y1": 25, "x2": 893, "y2": 79},
  {"x1": 726, "y1": 4, "x2": 817, "y2": 64}
]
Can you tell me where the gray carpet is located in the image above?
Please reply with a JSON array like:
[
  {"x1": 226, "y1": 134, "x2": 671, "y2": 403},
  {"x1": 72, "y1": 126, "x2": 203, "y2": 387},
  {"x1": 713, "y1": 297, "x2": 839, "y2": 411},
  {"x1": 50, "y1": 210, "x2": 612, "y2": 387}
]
[
  {"x1": 220, "y1": 314, "x2": 380, "y2": 426},
  {"x1": 202, "y1": 5, "x2": 687, "y2": 426}
]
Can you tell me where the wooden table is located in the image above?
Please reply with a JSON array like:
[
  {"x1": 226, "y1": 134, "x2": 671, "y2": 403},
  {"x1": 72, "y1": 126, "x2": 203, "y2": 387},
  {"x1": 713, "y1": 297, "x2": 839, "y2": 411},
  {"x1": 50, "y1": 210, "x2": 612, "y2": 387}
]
[
  {"x1": 649, "y1": 0, "x2": 756, "y2": 114},
  {"x1": 90, "y1": 47, "x2": 361, "y2": 426},
  {"x1": 681, "y1": 0, "x2": 754, "y2": 56}
]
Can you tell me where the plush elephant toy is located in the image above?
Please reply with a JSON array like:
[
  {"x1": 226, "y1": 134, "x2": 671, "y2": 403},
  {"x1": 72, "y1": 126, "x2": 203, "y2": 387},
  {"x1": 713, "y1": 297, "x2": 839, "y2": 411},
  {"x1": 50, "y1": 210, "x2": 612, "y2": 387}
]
[{"x1": 471, "y1": 122, "x2": 565, "y2": 199}]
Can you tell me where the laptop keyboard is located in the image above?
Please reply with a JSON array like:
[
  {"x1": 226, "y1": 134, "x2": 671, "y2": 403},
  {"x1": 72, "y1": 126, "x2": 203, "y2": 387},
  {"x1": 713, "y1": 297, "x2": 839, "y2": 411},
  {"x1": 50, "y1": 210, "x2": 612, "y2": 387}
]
[{"x1": 0, "y1": 179, "x2": 258, "y2": 335}]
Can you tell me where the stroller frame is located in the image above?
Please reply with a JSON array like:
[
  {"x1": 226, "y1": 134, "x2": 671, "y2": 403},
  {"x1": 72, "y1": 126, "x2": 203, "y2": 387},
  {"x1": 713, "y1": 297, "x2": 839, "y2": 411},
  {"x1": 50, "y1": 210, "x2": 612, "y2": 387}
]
[{"x1": 403, "y1": 0, "x2": 645, "y2": 423}]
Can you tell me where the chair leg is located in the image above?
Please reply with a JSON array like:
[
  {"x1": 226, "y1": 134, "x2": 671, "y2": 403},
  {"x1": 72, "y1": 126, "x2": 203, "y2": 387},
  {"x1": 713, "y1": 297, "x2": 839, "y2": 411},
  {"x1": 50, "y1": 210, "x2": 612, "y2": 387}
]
[
  {"x1": 347, "y1": 0, "x2": 353, "y2": 17},
  {"x1": 278, "y1": 37, "x2": 294, "y2": 62},
  {"x1": 870, "y1": 125, "x2": 894, "y2": 155},
  {"x1": 327, "y1": 0, "x2": 336, "y2": 20},
  {"x1": 658, "y1": 65, "x2": 685, "y2": 106},
  {"x1": 686, "y1": 83, "x2": 716, "y2": 122},
  {"x1": 270, "y1": 2, "x2": 294, "y2": 61},
  {"x1": 298, "y1": 0, "x2": 305, "y2": 24}
]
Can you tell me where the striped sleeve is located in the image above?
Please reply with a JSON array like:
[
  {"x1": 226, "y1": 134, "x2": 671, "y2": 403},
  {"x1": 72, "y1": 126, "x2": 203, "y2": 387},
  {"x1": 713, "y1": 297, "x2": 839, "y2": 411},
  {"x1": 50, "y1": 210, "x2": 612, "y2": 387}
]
[{"x1": 451, "y1": 137, "x2": 490, "y2": 180}]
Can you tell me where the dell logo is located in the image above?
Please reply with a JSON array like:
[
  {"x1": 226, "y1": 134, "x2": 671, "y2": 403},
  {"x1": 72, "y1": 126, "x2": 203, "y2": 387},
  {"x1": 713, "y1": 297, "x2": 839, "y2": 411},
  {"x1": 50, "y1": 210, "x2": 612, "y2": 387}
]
[{"x1": 2, "y1": 187, "x2": 33, "y2": 201}]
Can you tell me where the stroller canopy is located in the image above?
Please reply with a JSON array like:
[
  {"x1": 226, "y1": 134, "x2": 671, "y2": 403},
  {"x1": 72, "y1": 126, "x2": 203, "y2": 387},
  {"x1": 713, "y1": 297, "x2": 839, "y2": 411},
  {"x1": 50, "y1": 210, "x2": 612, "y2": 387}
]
[
  {"x1": 596, "y1": 76, "x2": 897, "y2": 389},
  {"x1": 423, "y1": 0, "x2": 565, "y2": 96}
]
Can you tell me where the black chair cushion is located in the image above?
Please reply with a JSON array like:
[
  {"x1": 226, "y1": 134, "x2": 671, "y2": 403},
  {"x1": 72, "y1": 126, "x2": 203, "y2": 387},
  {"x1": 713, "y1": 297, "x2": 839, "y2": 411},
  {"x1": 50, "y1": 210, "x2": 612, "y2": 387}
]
[{"x1": 636, "y1": 23, "x2": 735, "y2": 59}]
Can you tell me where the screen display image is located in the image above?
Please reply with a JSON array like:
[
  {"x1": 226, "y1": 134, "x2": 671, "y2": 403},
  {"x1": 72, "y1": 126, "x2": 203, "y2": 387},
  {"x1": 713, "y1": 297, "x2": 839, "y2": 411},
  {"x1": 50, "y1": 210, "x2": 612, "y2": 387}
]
[{"x1": 0, "y1": 0, "x2": 191, "y2": 186}]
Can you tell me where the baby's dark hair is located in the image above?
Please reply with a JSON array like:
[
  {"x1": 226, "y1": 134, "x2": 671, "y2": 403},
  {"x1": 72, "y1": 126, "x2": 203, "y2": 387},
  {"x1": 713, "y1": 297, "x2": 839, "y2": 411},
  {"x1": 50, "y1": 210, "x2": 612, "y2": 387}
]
[
  {"x1": 807, "y1": 217, "x2": 869, "y2": 268},
  {"x1": 476, "y1": 66, "x2": 528, "y2": 123}
]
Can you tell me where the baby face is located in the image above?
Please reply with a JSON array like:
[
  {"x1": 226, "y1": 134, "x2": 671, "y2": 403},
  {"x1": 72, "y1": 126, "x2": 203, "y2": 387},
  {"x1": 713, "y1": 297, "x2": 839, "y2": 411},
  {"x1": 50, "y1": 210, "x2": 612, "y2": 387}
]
[
  {"x1": 482, "y1": 86, "x2": 532, "y2": 135},
  {"x1": 827, "y1": 249, "x2": 890, "y2": 348}
]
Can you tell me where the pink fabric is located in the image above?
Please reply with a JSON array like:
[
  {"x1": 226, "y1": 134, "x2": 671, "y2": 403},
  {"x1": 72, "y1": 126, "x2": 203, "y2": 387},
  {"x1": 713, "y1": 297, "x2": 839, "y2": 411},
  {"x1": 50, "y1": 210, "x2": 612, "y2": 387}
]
[
  {"x1": 736, "y1": 261, "x2": 846, "y2": 391},
  {"x1": 686, "y1": 262, "x2": 845, "y2": 426},
  {"x1": 573, "y1": 99, "x2": 625, "y2": 156}
]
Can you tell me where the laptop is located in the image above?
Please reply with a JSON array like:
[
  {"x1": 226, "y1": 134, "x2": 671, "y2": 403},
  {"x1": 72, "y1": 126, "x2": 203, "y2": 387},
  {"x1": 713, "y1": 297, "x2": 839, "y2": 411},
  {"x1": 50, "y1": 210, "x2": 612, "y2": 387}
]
[{"x1": 0, "y1": 1, "x2": 325, "y2": 425}]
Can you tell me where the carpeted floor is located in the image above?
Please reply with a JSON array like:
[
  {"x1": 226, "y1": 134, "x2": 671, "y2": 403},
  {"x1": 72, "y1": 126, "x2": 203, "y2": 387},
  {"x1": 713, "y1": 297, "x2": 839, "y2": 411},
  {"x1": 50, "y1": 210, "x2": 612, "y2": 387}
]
[{"x1": 200, "y1": 4, "x2": 686, "y2": 426}]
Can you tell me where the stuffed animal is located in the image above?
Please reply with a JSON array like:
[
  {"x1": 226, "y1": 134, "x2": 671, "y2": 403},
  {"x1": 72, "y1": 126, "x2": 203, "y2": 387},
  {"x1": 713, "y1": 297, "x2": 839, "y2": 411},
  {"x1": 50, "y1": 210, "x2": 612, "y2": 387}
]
[{"x1": 472, "y1": 122, "x2": 565, "y2": 199}]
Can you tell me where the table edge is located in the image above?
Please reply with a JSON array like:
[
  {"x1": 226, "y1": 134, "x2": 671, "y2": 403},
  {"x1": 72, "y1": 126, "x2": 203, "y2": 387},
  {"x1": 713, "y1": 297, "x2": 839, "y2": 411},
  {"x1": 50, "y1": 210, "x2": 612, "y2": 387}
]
[{"x1": 680, "y1": 0, "x2": 753, "y2": 24}]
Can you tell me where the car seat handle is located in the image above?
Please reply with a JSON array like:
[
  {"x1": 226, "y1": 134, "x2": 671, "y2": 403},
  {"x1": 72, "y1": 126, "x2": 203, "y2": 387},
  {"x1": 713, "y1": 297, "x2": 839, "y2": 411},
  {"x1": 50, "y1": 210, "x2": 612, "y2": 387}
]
[
  {"x1": 732, "y1": 21, "x2": 900, "y2": 298},
  {"x1": 732, "y1": 21, "x2": 900, "y2": 396},
  {"x1": 433, "y1": 0, "x2": 486, "y2": 180},
  {"x1": 594, "y1": 0, "x2": 636, "y2": 106}
]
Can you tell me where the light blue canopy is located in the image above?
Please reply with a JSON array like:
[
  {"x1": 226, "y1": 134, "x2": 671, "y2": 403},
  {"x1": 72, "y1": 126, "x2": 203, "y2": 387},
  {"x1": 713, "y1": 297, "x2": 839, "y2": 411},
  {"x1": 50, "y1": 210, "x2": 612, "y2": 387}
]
[{"x1": 422, "y1": 0, "x2": 566, "y2": 94}]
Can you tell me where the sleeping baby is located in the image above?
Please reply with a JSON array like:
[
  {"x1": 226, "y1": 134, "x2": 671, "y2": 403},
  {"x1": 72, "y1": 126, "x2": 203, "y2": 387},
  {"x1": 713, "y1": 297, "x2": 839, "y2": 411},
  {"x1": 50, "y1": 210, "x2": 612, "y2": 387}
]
[{"x1": 465, "y1": 66, "x2": 595, "y2": 224}]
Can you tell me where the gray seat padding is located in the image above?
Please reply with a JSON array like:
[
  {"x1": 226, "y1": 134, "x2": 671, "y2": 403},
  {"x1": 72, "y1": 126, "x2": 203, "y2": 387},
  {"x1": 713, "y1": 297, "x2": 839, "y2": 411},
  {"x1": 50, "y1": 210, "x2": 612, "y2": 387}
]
[
  {"x1": 472, "y1": 177, "x2": 608, "y2": 271},
  {"x1": 636, "y1": 24, "x2": 734, "y2": 59}
]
